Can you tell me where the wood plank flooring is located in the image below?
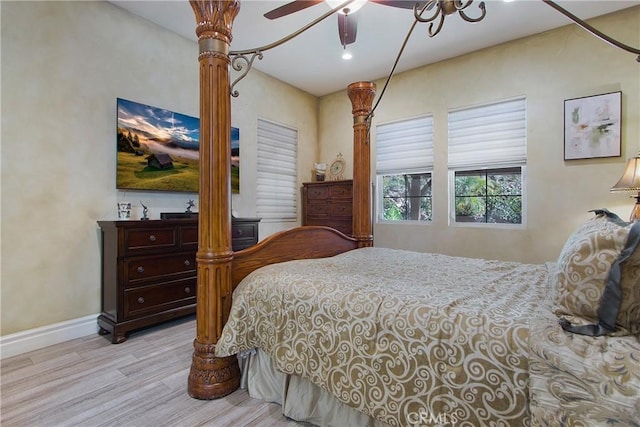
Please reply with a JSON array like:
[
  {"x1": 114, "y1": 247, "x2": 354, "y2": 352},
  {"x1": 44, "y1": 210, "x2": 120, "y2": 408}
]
[{"x1": 1, "y1": 316, "x2": 307, "y2": 427}]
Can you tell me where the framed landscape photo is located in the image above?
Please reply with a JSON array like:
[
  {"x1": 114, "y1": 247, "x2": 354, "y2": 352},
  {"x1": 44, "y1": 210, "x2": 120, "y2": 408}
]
[
  {"x1": 564, "y1": 91, "x2": 621, "y2": 160},
  {"x1": 116, "y1": 98, "x2": 240, "y2": 193}
]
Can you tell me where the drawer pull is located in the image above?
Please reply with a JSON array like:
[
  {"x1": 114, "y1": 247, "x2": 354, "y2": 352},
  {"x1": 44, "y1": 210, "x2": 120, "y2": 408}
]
[
  {"x1": 137, "y1": 297, "x2": 145, "y2": 304},
  {"x1": 184, "y1": 287, "x2": 191, "y2": 294},
  {"x1": 137, "y1": 266, "x2": 144, "y2": 273},
  {"x1": 237, "y1": 229, "x2": 243, "y2": 236},
  {"x1": 149, "y1": 235, "x2": 156, "y2": 242},
  {"x1": 184, "y1": 260, "x2": 190, "y2": 267}
]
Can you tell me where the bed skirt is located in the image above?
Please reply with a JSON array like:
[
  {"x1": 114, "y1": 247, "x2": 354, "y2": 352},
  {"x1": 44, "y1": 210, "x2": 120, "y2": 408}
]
[{"x1": 239, "y1": 349, "x2": 391, "y2": 427}]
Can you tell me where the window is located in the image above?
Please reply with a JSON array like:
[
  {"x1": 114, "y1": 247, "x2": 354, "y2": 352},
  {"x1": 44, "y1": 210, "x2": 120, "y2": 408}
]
[
  {"x1": 256, "y1": 118, "x2": 297, "y2": 221},
  {"x1": 454, "y1": 168, "x2": 522, "y2": 223},
  {"x1": 448, "y1": 97, "x2": 526, "y2": 225},
  {"x1": 381, "y1": 173, "x2": 432, "y2": 221},
  {"x1": 376, "y1": 115, "x2": 433, "y2": 222}
]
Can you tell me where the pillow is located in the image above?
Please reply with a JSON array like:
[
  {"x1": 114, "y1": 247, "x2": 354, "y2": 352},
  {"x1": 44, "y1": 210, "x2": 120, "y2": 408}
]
[{"x1": 554, "y1": 209, "x2": 640, "y2": 335}]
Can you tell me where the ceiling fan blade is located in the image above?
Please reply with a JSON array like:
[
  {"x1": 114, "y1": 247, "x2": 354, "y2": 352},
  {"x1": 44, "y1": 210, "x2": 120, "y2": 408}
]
[
  {"x1": 338, "y1": 13, "x2": 358, "y2": 46},
  {"x1": 264, "y1": 0, "x2": 324, "y2": 19},
  {"x1": 370, "y1": 0, "x2": 433, "y2": 10}
]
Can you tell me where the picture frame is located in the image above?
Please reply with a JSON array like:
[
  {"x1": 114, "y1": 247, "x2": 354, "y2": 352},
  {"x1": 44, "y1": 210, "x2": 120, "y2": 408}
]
[
  {"x1": 564, "y1": 91, "x2": 621, "y2": 160},
  {"x1": 116, "y1": 98, "x2": 240, "y2": 193}
]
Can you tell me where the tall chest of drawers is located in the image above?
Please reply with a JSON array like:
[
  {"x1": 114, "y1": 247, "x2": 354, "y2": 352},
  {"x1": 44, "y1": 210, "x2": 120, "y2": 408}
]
[
  {"x1": 97, "y1": 218, "x2": 259, "y2": 343},
  {"x1": 302, "y1": 180, "x2": 353, "y2": 236}
]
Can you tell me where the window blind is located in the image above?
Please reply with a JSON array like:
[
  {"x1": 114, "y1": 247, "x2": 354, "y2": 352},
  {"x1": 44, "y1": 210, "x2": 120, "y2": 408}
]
[
  {"x1": 376, "y1": 115, "x2": 434, "y2": 175},
  {"x1": 448, "y1": 97, "x2": 526, "y2": 169},
  {"x1": 256, "y1": 118, "x2": 297, "y2": 221}
]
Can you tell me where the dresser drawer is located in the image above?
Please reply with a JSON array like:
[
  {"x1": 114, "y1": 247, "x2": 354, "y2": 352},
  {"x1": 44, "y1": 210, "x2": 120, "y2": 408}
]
[
  {"x1": 232, "y1": 223, "x2": 257, "y2": 240},
  {"x1": 329, "y1": 184, "x2": 352, "y2": 199},
  {"x1": 124, "y1": 227, "x2": 178, "y2": 254},
  {"x1": 329, "y1": 202, "x2": 352, "y2": 217},
  {"x1": 306, "y1": 203, "x2": 329, "y2": 217},
  {"x1": 123, "y1": 278, "x2": 196, "y2": 320},
  {"x1": 306, "y1": 186, "x2": 329, "y2": 200},
  {"x1": 124, "y1": 252, "x2": 196, "y2": 285},
  {"x1": 180, "y1": 225, "x2": 198, "y2": 248}
]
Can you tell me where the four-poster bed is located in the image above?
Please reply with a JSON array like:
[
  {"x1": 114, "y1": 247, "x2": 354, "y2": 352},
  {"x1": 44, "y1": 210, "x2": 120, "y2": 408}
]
[{"x1": 186, "y1": 1, "x2": 640, "y2": 426}]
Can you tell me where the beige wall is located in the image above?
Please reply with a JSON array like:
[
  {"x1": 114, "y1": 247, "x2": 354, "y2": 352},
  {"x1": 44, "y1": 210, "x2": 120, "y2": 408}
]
[
  {"x1": 319, "y1": 7, "x2": 640, "y2": 264},
  {"x1": 2, "y1": 2, "x2": 638, "y2": 337},
  {"x1": 0, "y1": 1, "x2": 318, "y2": 335}
]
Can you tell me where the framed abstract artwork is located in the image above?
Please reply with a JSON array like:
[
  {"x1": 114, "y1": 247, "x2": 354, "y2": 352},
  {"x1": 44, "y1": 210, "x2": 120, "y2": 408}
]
[{"x1": 564, "y1": 91, "x2": 621, "y2": 160}]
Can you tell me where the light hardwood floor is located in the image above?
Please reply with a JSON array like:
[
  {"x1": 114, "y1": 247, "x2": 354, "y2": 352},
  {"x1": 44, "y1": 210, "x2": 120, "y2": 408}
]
[{"x1": 1, "y1": 316, "x2": 307, "y2": 427}]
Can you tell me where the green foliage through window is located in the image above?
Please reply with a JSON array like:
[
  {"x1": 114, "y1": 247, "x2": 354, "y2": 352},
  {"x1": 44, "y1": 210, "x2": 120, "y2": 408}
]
[
  {"x1": 454, "y1": 168, "x2": 522, "y2": 224},
  {"x1": 381, "y1": 173, "x2": 432, "y2": 221}
]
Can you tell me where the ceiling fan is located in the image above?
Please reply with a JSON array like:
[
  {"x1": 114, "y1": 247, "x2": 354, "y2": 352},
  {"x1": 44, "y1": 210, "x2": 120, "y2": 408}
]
[{"x1": 264, "y1": 0, "x2": 430, "y2": 47}]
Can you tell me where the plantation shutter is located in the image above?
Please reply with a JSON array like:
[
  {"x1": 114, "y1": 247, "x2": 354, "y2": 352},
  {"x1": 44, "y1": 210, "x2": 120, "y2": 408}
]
[
  {"x1": 256, "y1": 118, "x2": 298, "y2": 221},
  {"x1": 448, "y1": 97, "x2": 526, "y2": 168},
  {"x1": 376, "y1": 115, "x2": 434, "y2": 174}
]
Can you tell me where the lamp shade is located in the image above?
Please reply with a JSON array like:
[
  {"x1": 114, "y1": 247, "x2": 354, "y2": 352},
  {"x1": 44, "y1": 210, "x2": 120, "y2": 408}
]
[
  {"x1": 325, "y1": 0, "x2": 367, "y2": 14},
  {"x1": 611, "y1": 157, "x2": 640, "y2": 192}
]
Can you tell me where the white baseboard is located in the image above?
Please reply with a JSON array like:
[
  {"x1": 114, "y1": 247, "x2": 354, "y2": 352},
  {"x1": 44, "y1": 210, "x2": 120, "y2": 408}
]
[{"x1": 0, "y1": 314, "x2": 99, "y2": 359}]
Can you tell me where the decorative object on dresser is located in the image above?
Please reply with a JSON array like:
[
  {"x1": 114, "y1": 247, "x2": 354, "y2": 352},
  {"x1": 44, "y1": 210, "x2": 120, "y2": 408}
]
[
  {"x1": 140, "y1": 201, "x2": 149, "y2": 220},
  {"x1": 327, "y1": 153, "x2": 346, "y2": 180},
  {"x1": 313, "y1": 162, "x2": 327, "y2": 182},
  {"x1": 302, "y1": 180, "x2": 353, "y2": 236},
  {"x1": 117, "y1": 202, "x2": 131, "y2": 220},
  {"x1": 97, "y1": 217, "x2": 260, "y2": 343}
]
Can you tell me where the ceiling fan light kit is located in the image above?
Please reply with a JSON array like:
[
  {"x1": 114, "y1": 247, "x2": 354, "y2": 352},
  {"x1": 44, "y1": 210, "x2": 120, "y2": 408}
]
[
  {"x1": 263, "y1": 0, "x2": 435, "y2": 48},
  {"x1": 325, "y1": 0, "x2": 368, "y2": 15}
]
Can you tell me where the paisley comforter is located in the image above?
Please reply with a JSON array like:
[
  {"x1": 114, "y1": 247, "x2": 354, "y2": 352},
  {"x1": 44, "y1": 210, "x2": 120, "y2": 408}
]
[
  {"x1": 529, "y1": 290, "x2": 640, "y2": 426},
  {"x1": 216, "y1": 247, "x2": 551, "y2": 426}
]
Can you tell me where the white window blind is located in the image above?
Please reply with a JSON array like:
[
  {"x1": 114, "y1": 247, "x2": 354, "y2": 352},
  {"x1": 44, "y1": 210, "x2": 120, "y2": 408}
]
[
  {"x1": 448, "y1": 97, "x2": 526, "y2": 168},
  {"x1": 376, "y1": 115, "x2": 434, "y2": 174},
  {"x1": 256, "y1": 118, "x2": 297, "y2": 221}
]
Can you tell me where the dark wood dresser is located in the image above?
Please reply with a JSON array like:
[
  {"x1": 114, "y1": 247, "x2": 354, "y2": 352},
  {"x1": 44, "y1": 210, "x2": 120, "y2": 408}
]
[
  {"x1": 97, "y1": 217, "x2": 260, "y2": 343},
  {"x1": 302, "y1": 180, "x2": 353, "y2": 236}
]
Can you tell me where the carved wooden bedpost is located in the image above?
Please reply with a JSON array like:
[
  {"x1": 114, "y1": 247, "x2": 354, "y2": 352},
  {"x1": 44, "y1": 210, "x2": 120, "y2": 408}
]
[
  {"x1": 188, "y1": 0, "x2": 241, "y2": 400},
  {"x1": 348, "y1": 82, "x2": 376, "y2": 248}
]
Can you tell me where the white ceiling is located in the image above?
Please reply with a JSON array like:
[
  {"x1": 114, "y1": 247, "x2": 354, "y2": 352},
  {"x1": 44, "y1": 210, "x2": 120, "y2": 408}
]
[{"x1": 110, "y1": 0, "x2": 638, "y2": 97}]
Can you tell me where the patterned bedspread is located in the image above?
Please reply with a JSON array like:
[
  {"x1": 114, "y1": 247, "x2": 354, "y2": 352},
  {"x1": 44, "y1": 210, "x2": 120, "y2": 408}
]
[
  {"x1": 529, "y1": 290, "x2": 640, "y2": 426},
  {"x1": 216, "y1": 247, "x2": 551, "y2": 426}
]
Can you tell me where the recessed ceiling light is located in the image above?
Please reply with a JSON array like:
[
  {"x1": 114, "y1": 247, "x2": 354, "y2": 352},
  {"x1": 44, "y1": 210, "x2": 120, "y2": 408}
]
[{"x1": 342, "y1": 51, "x2": 353, "y2": 60}]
